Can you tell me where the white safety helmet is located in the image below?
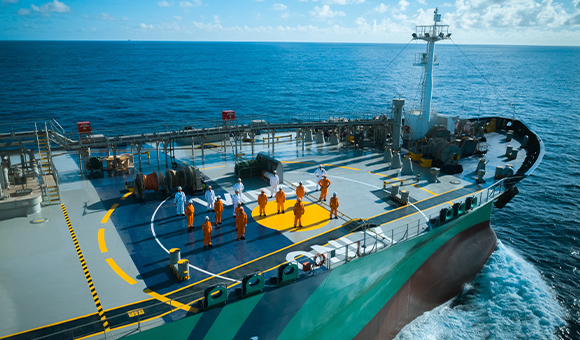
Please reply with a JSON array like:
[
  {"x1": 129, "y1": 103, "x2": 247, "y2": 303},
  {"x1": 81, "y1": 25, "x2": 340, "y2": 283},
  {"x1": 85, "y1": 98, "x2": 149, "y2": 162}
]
[
  {"x1": 319, "y1": 164, "x2": 322, "y2": 167},
  {"x1": 208, "y1": 185, "x2": 212, "y2": 189},
  {"x1": 279, "y1": 187, "x2": 283, "y2": 191},
  {"x1": 299, "y1": 181, "x2": 302, "y2": 185},
  {"x1": 238, "y1": 178, "x2": 242, "y2": 182},
  {"x1": 216, "y1": 196, "x2": 221, "y2": 200},
  {"x1": 273, "y1": 170, "x2": 277, "y2": 174},
  {"x1": 177, "y1": 186, "x2": 182, "y2": 191},
  {"x1": 189, "y1": 198, "x2": 194, "y2": 203},
  {"x1": 235, "y1": 189, "x2": 239, "y2": 193},
  {"x1": 205, "y1": 216, "x2": 209, "y2": 220},
  {"x1": 238, "y1": 202, "x2": 242, "y2": 206}
]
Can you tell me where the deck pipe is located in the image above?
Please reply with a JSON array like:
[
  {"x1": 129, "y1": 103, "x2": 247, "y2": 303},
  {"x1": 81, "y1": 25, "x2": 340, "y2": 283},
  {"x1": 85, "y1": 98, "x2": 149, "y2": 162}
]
[{"x1": 392, "y1": 98, "x2": 405, "y2": 152}]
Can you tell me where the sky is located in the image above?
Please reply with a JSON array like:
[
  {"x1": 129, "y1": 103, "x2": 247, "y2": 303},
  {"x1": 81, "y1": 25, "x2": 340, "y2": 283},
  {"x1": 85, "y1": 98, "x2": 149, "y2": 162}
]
[{"x1": 1, "y1": 0, "x2": 580, "y2": 45}]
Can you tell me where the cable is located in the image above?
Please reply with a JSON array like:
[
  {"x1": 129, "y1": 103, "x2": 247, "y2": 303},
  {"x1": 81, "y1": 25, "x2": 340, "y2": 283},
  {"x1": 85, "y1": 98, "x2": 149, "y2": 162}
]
[
  {"x1": 450, "y1": 38, "x2": 514, "y2": 115},
  {"x1": 339, "y1": 39, "x2": 414, "y2": 116}
]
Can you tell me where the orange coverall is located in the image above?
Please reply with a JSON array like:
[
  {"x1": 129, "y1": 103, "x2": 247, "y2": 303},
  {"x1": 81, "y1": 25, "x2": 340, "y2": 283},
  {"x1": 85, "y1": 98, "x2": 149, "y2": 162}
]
[
  {"x1": 257, "y1": 193, "x2": 268, "y2": 216},
  {"x1": 236, "y1": 211, "x2": 247, "y2": 239},
  {"x1": 275, "y1": 190, "x2": 286, "y2": 213},
  {"x1": 296, "y1": 185, "x2": 305, "y2": 200},
  {"x1": 330, "y1": 196, "x2": 339, "y2": 219},
  {"x1": 214, "y1": 199, "x2": 223, "y2": 224},
  {"x1": 318, "y1": 178, "x2": 331, "y2": 201},
  {"x1": 294, "y1": 201, "x2": 305, "y2": 227},
  {"x1": 202, "y1": 220, "x2": 212, "y2": 246},
  {"x1": 185, "y1": 203, "x2": 195, "y2": 228}
]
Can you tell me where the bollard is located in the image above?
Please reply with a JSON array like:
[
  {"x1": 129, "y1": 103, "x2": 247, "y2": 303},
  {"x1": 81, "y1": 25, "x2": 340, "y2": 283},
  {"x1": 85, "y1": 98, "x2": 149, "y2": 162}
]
[
  {"x1": 177, "y1": 259, "x2": 189, "y2": 280},
  {"x1": 505, "y1": 145, "x2": 513, "y2": 156},
  {"x1": 495, "y1": 166, "x2": 504, "y2": 178},
  {"x1": 391, "y1": 183, "x2": 399, "y2": 196},
  {"x1": 506, "y1": 130, "x2": 514, "y2": 142},
  {"x1": 400, "y1": 190, "x2": 409, "y2": 203},
  {"x1": 170, "y1": 248, "x2": 181, "y2": 266}
]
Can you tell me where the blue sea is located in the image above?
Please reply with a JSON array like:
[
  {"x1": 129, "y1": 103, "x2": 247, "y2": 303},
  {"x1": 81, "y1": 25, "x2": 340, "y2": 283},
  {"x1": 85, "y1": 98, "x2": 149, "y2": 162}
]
[{"x1": 1, "y1": 41, "x2": 579, "y2": 339}]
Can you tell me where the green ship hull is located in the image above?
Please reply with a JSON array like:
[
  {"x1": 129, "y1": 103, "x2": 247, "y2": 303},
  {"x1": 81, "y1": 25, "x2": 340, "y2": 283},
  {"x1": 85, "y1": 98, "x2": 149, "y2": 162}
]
[{"x1": 128, "y1": 201, "x2": 495, "y2": 340}]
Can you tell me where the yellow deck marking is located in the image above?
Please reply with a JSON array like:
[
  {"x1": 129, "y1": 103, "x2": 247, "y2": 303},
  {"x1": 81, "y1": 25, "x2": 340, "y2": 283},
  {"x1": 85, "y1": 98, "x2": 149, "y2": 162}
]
[
  {"x1": 251, "y1": 199, "x2": 330, "y2": 232},
  {"x1": 98, "y1": 228, "x2": 108, "y2": 253},
  {"x1": 199, "y1": 165, "x2": 226, "y2": 171},
  {"x1": 144, "y1": 289, "x2": 198, "y2": 313},
  {"x1": 105, "y1": 258, "x2": 137, "y2": 285},
  {"x1": 280, "y1": 160, "x2": 359, "y2": 171},
  {"x1": 323, "y1": 163, "x2": 359, "y2": 170},
  {"x1": 127, "y1": 309, "x2": 144, "y2": 317},
  {"x1": 60, "y1": 204, "x2": 110, "y2": 332},
  {"x1": 412, "y1": 184, "x2": 438, "y2": 196},
  {"x1": 281, "y1": 161, "x2": 316, "y2": 165},
  {"x1": 120, "y1": 192, "x2": 132, "y2": 200},
  {"x1": 101, "y1": 203, "x2": 119, "y2": 224},
  {"x1": 368, "y1": 171, "x2": 400, "y2": 181}
]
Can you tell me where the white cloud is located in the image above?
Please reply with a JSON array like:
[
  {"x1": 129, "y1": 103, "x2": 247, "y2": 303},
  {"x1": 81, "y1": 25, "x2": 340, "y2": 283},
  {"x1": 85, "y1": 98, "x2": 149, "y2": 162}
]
[
  {"x1": 311, "y1": 5, "x2": 345, "y2": 19},
  {"x1": 281, "y1": 11, "x2": 289, "y2": 19},
  {"x1": 140, "y1": 23, "x2": 153, "y2": 29},
  {"x1": 17, "y1": 7, "x2": 29, "y2": 15},
  {"x1": 398, "y1": 0, "x2": 409, "y2": 11},
  {"x1": 2, "y1": 0, "x2": 19, "y2": 4},
  {"x1": 445, "y1": 0, "x2": 573, "y2": 29},
  {"x1": 29, "y1": 0, "x2": 70, "y2": 15},
  {"x1": 373, "y1": 3, "x2": 389, "y2": 13},
  {"x1": 157, "y1": 1, "x2": 171, "y2": 7},
  {"x1": 99, "y1": 12, "x2": 116, "y2": 21},
  {"x1": 273, "y1": 3, "x2": 287, "y2": 11},
  {"x1": 180, "y1": 0, "x2": 201, "y2": 8},
  {"x1": 392, "y1": 13, "x2": 407, "y2": 20},
  {"x1": 418, "y1": 0, "x2": 426, "y2": 4},
  {"x1": 174, "y1": 15, "x2": 182, "y2": 20},
  {"x1": 214, "y1": 15, "x2": 220, "y2": 23}
]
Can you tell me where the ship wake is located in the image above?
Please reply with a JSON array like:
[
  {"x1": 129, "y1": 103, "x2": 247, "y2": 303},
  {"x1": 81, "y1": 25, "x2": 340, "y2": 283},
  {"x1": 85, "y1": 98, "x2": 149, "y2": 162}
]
[{"x1": 395, "y1": 240, "x2": 565, "y2": 340}]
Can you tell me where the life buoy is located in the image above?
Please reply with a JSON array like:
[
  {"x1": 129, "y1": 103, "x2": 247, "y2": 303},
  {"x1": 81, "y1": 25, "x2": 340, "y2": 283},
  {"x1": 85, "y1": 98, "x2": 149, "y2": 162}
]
[
  {"x1": 314, "y1": 253, "x2": 326, "y2": 267},
  {"x1": 404, "y1": 125, "x2": 410, "y2": 133}
]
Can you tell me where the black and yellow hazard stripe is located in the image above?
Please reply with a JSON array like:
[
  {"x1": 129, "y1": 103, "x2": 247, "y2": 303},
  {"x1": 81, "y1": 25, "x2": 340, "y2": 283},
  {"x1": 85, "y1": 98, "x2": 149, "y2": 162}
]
[{"x1": 61, "y1": 204, "x2": 110, "y2": 331}]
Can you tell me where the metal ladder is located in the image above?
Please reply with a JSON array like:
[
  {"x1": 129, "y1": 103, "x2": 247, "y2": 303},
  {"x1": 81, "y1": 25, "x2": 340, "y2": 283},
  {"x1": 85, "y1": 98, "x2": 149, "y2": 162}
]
[{"x1": 36, "y1": 122, "x2": 61, "y2": 204}]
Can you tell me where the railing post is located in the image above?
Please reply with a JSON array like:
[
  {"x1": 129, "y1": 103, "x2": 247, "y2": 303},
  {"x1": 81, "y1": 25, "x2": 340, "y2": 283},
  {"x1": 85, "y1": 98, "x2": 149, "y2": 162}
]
[
  {"x1": 345, "y1": 244, "x2": 348, "y2": 263},
  {"x1": 417, "y1": 219, "x2": 420, "y2": 236},
  {"x1": 391, "y1": 229, "x2": 394, "y2": 246},
  {"x1": 406, "y1": 224, "x2": 409, "y2": 241}
]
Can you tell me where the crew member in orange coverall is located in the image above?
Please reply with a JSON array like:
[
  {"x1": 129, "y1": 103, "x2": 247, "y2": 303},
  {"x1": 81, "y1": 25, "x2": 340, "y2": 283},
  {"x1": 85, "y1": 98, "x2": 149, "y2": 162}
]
[
  {"x1": 275, "y1": 187, "x2": 286, "y2": 214},
  {"x1": 318, "y1": 174, "x2": 331, "y2": 201},
  {"x1": 202, "y1": 216, "x2": 213, "y2": 248},
  {"x1": 296, "y1": 181, "x2": 305, "y2": 201},
  {"x1": 294, "y1": 197, "x2": 305, "y2": 228},
  {"x1": 257, "y1": 189, "x2": 268, "y2": 217},
  {"x1": 185, "y1": 199, "x2": 195, "y2": 229},
  {"x1": 236, "y1": 207, "x2": 247, "y2": 240},
  {"x1": 329, "y1": 192, "x2": 339, "y2": 219},
  {"x1": 214, "y1": 196, "x2": 223, "y2": 225}
]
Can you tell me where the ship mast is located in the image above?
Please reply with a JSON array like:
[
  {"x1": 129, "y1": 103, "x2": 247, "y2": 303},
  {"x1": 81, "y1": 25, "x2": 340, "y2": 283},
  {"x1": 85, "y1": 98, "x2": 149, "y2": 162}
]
[{"x1": 409, "y1": 8, "x2": 451, "y2": 140}]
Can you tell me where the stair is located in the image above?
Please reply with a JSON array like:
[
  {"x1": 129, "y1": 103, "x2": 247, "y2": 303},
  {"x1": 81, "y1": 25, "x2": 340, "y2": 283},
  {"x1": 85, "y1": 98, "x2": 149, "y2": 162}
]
[{"x1": 36, "y1": 126, "x2": 61, "y2": 204}]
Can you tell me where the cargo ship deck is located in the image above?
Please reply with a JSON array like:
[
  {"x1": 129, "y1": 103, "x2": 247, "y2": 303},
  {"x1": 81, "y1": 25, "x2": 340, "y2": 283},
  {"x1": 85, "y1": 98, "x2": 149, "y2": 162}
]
[{"x1": 0, "y1": 123, "x2": 531, "y2": 340}]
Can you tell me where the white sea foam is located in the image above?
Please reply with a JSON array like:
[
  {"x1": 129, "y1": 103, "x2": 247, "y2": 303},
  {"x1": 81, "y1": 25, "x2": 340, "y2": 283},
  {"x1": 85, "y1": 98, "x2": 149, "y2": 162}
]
[{"x1": 395, "y1": 241, "x2": 565, "y2": 340}]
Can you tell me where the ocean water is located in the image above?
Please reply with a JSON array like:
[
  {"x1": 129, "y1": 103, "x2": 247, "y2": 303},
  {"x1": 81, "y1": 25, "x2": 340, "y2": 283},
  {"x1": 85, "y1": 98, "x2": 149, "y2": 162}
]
[{"x1": 1, "y1": 41, "x2": 579, "y2": 339}]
